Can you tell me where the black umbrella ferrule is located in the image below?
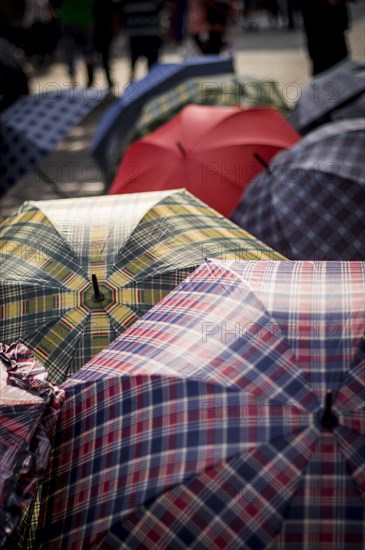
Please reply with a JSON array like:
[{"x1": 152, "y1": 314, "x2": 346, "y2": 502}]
[
  {"x1": 176, "y1": 141, "x2": 187, "y2": 158},
  {"x1": 320, "y1": 392, "x2": 337, "y2": 430},
  {"x1": 92, "y1": 274, "x2": 105, "y2": 302},
  {"x1": 253, "y1": 152, "x2": 272, "y2": 175}
]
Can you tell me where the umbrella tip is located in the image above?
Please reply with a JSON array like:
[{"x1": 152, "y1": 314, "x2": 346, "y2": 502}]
[
  {"x1": 320, "y1": 391, "x2": 337, "y2": 430},
  {"x1": 253, "y1": 152, "x2": 272, "y2": 174},
  {"x1": 92, "y1": 273, "x2": 105, "y2": 302},
  {"x1": 176, "y1": 141, "x2": 187, "y2": 158}
]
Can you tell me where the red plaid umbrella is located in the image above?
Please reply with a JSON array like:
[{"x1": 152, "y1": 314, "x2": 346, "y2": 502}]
[
  {"x1": 109, "y1": 105, "x2": 300, "y2": 217},
  {"x1": 35, "y1": 260, "x2": 365, "y2": 548},
  {"x1": 0, "y1": 343, "x2": 64, "y2": 547}
]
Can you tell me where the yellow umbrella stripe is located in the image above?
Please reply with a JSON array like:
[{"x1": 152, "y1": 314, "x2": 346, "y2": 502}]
[
  {"x1": 104, "y1": 302, "x2": 141, "y2": 331},
  {"x1": 87, "y1": 312, "x2": 115, "y2": 361},
  {"x1": 32, "y1": 307, "x2": 88, "y2": 361}
]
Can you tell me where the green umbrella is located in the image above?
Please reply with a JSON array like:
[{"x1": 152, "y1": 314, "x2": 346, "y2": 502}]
[{"x1": 128, "y1": 75, "x2": 291, "y2": 144}]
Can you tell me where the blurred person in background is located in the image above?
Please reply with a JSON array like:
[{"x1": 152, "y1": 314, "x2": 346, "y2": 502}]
[
  {"x1": 93, "y1": 0, "x2": 115, "y2": 89},
  {"x1": 0, "y1": 37, "x2": 29, "y2": 112},
  {"x1": 119, "y1": 0, "x2": 166, "y2": 81},
  {"x1": 187, "y1": 0, "x2": 232, "y2": 54},
  {"x1": 300, "y1": 0, "x2": 352, "y2": 75},
  {"x1": 59, "y1": 0, "x2": 95, "y2": 87},
  {"x1": 23, "y1": 0, "x2": 60, "y2": 65}
]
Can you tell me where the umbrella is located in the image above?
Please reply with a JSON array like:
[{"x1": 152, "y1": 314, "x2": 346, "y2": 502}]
[
  {"x1": 127, "y1": 75, "x2": 290, "y2": 145},
  {"x1": 231, "y1": 118, "x2": 365, "y2": 260},
  {"x1": 109, "y1": 105, "x2": 300, "y2": 217},
  {"x1": 0, "y1": 342, "x2": 64, "y2": 548},
  {"x1": 0, "y1": 87, "x2": 108, "y2": 197},
  {"x1": 287, "y1": 59, "x2": 365, "y2": 135},
  {"x1": 0, "y1": 189, "x2": 284, "y2": 385},
  {"x1": 90, "y1": 56, "x2": 235, "y2": 179},
  {"x1": 35, "y1": 259, "x2": 365, "y2": 548}
]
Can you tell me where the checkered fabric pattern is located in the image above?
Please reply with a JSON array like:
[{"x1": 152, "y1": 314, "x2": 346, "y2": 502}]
[
  {"x1": 287, "y1": 59, "x2": 365, "y2": 134},
  {"x1": 0, "y1": 88, "x2": 107, "y2": 197},
  {"x1": 0, "y1": 189, "x2": 283, "y2": 385},
  {"x1": 0, "y1": 342, "x2": 64, "y2": 547},
  {"x1": 35, "y1": 260, "x2": 365, "y2": 548},
  {"x1": 129, "y1": 76, "x2": 290, "y2": 143},
  {"x1": 91, "y1": 56, "x2": 234, "y2": 177},
  {"x1": 232, "y1": 118, "x2": 365, "y2": 260}
]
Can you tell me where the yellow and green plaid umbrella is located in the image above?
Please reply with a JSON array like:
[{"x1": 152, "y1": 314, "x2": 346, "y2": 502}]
[
  {"x1": 128, "y1": 75, "x2": 291, "y2": 144},
  {"x1": 0, "y1": 189, "x2": 284, "y2": 384}
]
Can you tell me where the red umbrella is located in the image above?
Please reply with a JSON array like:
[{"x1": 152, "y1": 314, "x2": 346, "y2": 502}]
[{"x1": 109, "y1": 105, "x2": 300, "y2": 217}]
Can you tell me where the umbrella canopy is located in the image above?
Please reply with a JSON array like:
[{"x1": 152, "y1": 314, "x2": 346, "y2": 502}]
[
  {"x1": 109, "y1": 105, "x2": 300, "y2": 217},
  {"x1": 231, "y1": 118, "x2": 365, "y2": 260},
  {"x1": 0, "y1": 88, "x2": 107, "y2": 197},
  {"x1": 287, "y1": 59, "x2": 365, "y2": 135},
  {"x1": 0, "y1": 189, "x2": 284, "y2": 384},
  {"x1": 36, "y1": 259, "x2": 365, "y2": 548},
  {"x1": 90, "y1": 56, "x2": 235, "y2": 179},
  {"x1": 0, "y1": 342, "x2": 64, "y2": 547},
  {"x1": 127, "y1": 75, "x2": 290, "y2": 145}
]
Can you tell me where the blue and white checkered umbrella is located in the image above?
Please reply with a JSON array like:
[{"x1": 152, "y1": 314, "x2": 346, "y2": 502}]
[
  {"x1": 91, "y1": 56, "x2": 234, "y2": 179},
  {"x1": 0, "y1": 88, "x2": 107, "y2": 197},
  {"x1": 232, "y1": 118, "x2": 365, "y2": 260}
]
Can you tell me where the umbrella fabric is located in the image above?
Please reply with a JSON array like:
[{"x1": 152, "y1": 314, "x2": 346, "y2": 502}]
[
  {"x1": 0, "y1": 88, "x2": 107, "y2": 197},
  {"x1": 231, "y1": 118, "x2": 365, "y2": 260},
  {"x1": 0, "y1": 189, "x2": 284, "y2": 385},
  {"x1": 109, "y1": 105, "x2": 300, "y2": 217},
  {"x1": 127, "y1": 75, "x2": 290, "y2": 144},
  {"x1": 0, "y1": 342, "x2": 64, "y2": 548},
  {"x1": 287, "y1": 59, "x2": 365, "y2": 135},
  {"x1": 90, "y1": 56, "x2": 235, "y2": 179},
  {"x1": 36, "y1": 259, "x2": 365, "y2": 549}
]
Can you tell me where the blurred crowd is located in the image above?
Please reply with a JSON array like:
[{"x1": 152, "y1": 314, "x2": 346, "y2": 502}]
[{"x1": 0, "y1": 0, "x2": 354, "y2": 111}]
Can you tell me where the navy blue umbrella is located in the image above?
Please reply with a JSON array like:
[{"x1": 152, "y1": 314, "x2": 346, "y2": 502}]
[{"x1": 91, "y1": 56, "x2": 235, "y2": 180}]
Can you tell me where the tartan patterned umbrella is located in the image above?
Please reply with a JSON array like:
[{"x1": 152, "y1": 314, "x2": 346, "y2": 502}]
[
  {"x1": 287, "y1": 59, "x2": 365, "y2": 135},
  {"x1": 0, "y1": 342, "x2": 64, "y2": 547},
  {"x1": 127, "y1": 75, "x2": 290, "y2": 145},
  {"x1": 0, "y1": 189, "x2": 283, "y2": 385},
  {"x1": 36, "y1": 259, "x2": 365, "y2": 548},
  {"x1": 109, "y1": 105, "x2": 300, "y2": 217},
  {"x1": 231, "y1": 118, "x2": 365, "y2": 260},
  {"x1": 0, "y1": 88, "x2": 107, "y2": 197}
]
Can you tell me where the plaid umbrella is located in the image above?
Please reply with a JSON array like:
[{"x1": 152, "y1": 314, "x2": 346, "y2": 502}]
[
  {"x1": 91, "y1": 56, "x2": 234, "y2": 180},
  {"x1": 231, "y1": 118, "x2": 365, "y2": 260},
  {"x1": 128, "y1": 75, "x2": 290, "y2": 145},
  {"x1": 0, "y1": 88, "x2": 108, "y2": 197},
  {"x1": 0, "y1": 189, "x2": 283, "y2": 385},
  {"x1": 287, "y1": 59, "x2": 365, "y2": 135},
  {"x1": 35, "y1": 259, "x2": 365, "y2": 548},
  {"x1": 0, "y1": 342, "x2": 64, "y2": 547}
]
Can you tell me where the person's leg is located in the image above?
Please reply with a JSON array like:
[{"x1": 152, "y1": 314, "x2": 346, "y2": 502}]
[
  {"x1": 79, "y1": 27, "x2": 95, "y2": 87},
  {"x1": 61, "y1": 26, "x2": 77, "y2": 85},
  {"x1": 144, "y1": 36, "x2": 162, "y2": 70},
  {"x1": 128, "y1": 36, "x2": 140, "y2": 80}
]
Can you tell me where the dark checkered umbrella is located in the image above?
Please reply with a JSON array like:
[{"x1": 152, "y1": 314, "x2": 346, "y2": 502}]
[
  {"x1": 0, "y1": 343, "x2": 64, "y2": 548},
  {"x1": 287, "y1": 59, "x2": 365, "y2": 135},
  {"x1": 35, "y1": 260, "x2": 365, "y2": 548},
  {"x1": 231, "y1": 118, "x2": 365, "y2": 260}
]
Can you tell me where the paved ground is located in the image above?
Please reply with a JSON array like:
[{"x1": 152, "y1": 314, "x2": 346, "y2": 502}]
[{"x1": 1, "y1": 3, "x2": 364, "y2": 220}]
